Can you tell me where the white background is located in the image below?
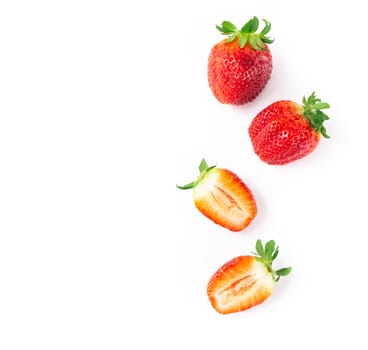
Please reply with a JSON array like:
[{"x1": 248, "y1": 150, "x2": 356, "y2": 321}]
[{"x1": 1, "y1": 0, "x2": 367, "y2": 349}]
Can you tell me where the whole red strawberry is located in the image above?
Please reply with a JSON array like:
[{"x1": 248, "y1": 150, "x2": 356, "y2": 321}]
[
  {"x1": 248, "y1": 92, "x2": 330, "y2": 165},
  {"x1": 207, "y1": 17, "x2": 273, "y2": 105}
]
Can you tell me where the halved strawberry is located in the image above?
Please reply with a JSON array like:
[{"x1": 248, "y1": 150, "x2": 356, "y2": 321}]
[
  {"x1": 177, "y1": 159, "x2": 257, "y2": 232},
  {"x1": 207, "y1": 240, "x2": 291, "y2": 314}
]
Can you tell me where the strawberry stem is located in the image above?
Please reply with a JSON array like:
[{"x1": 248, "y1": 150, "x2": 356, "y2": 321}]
[
  {"x1": 216, "y1": 17, "x2": 273, "y2": 49},
  {"x1": 176, "y1": 159, "x2": 216, "y2": 190},
  {"x1": 253, "y1": 239, "x2": 292, "y2": 282},
  {"x1": 302, "y1": 92, "x2": 330, "y2": 138}
]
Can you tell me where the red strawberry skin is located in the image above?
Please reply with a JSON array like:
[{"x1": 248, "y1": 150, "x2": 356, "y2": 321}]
[
  {"x1": 249, "y1": 100, "x2": 321, "y2": 165},
  {"x1": 193, "y1": 167, "x2": 257, "y2": 232},
  {"x1": 207, "y1": 256, "x2": 274, "y2": 314},
  {"x1": 208, "y1": 40, "x2": 272, "y2": 105}
]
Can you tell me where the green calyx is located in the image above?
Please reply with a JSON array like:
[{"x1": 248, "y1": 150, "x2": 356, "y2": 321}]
[
  {"x1": 302, "y1": 92, "x2": 330, "y2": 138},
  {"x1": 252, "y1": 239, "x2": 292, "y2": 282},
  {"x1": 216, "y1": 16, "x2": 273, "y2": 49},
  {"x1": 176, "y1": 159, "x2": 216, "y2": 190}
]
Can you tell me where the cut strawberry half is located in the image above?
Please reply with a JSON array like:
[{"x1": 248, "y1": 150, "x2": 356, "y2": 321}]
[
  {"x1": 207, "y1": 240, "x2": 291, "y2": 314},
  {"x1": 177, "y1": 159, "x2": 257, "y2": 232}
]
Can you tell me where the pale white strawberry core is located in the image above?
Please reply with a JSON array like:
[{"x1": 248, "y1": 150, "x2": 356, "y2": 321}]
[
  {"x1": 215, "y1": 261, "x2": 274, "y2": 311},
  {"x1": 194, "y1": 171, "x2": 253, "y2": 229}
]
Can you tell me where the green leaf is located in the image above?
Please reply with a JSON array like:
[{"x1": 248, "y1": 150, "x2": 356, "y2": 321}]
[
  {"x1": 313, "y1": 102, "x2": 330, "y2": 110},
  {"x1": 176, "y1": 181, "x2": 196, "y2": 190},
  {"x1": 227, "y1": 32, "x2": 237, "y2": 43},
  {"x1": 239, "y1": 34, "x2": 248, "y2": 48},
  {"x1": 259, "y1": 19, "x2": 271, "y2": 35},
  {"x1": 255, "y1": 239, "x2": 264, "y2": 256},
  {"x1": 264, "y1": 240, "x2": 276, "y2": 258},
  {"x1": 272, "y1": 246, "x2": 279, "y2": 260},
  {"x1": 199, "y1": 159, "x2": 208, "y2": 173},
  {"x1": 215, "y1": 17, "x2": 273, "y2": 50},
  {"x1": 219, "y1": 21, "x2": 237, "y2": 33},
  {"x1": 320, "y1": 124, "x2": 330, "y2": 138},
  {"x1": 249, "y1": 16, "x2": 259, "y2": 33},
  {"x1": 241, "y1": 17, "x2": 255, "y2": 33},
  {"x1": 261, "y1": 37, "x2": 274, "y2": 44},
  {"x1": 258, "y1": 19, "x2": 273, "y2": 44},
  {"x1": 275, "y1": 267, "x2": 292, "y2": 276},
  {"x1": 302, "y1": 92, "x2": 331, "y2": 139},
  {"x1": 240, "y1": 16, "x2": 259, "y2": 34},
  {"x1": 252, "y1": 240, "x2": 291, "y2": 282},
  {"x1": 249, "y1": 35, "x2": 266, "y2": 49},
  {"x1": 253, "y1": 36, "x2": 265, "y2": 49}
]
